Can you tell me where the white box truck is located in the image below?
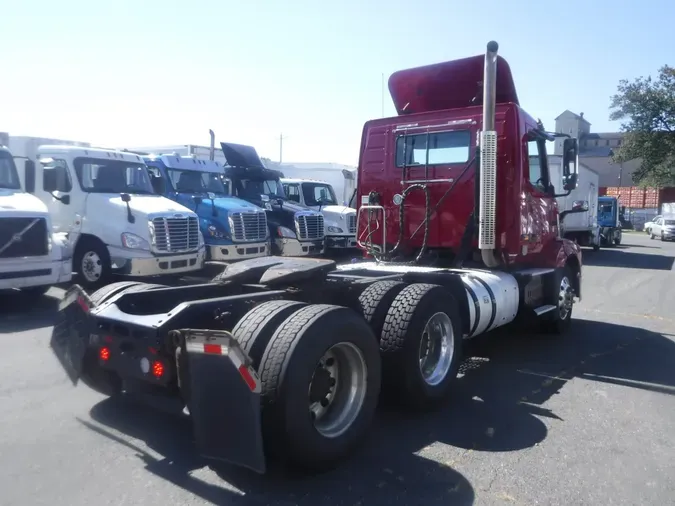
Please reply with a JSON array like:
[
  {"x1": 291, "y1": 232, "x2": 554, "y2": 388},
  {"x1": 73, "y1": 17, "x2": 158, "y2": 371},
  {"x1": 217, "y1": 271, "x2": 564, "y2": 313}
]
[
  {"x1": 10, "y1": 137, "x2": 206, "y2": 288},
  {"x1": 549, "y1": 155, "x2": 600, "y2": 250}
]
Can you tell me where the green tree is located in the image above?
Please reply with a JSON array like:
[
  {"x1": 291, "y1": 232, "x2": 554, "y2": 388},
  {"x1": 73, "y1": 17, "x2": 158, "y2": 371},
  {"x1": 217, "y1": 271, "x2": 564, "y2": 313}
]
[{"x1": 609, "y1": 65, "x2": 675, "y2": 187}]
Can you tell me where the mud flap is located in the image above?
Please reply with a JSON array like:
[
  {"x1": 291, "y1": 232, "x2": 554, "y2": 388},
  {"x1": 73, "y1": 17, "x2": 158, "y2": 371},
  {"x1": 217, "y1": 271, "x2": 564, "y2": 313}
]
[
  {"x1": 181, "y1": 329, "x2": 266, "y2": 474},
  {"x1": 50, "y1": 285, "x2": 95, "y2": 385}
]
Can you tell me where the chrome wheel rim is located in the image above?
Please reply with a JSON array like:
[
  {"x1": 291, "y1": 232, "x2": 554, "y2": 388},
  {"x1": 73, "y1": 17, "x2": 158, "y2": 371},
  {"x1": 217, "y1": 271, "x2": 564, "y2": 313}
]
[
  {"x1": 309, "y1": 342, "x2": 368, "y2": 439},
  {"x1": 558, "y1": 276, "x2": 574, "y2": 320},
  {"x1": 82, "y1": 251, "x2": 103, "y2": 283},
  {"x1": 418, "y1": 312, "x2": 454, "y2": 386}
]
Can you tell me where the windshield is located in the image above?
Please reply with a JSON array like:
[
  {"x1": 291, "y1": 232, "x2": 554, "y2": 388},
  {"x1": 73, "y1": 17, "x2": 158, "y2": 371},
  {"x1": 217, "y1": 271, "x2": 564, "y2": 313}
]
[
  {"x1": 599, "y1": 204, "x2": 613, "y2": 214},
  {"x1": 0, "y1": 152, "x2": 21, "y2": 190},
  {"x1": 74, "y1": 157, "x2": 155, "y2": 194},
  {"x1": 166, "y1": 169, "x2": 227, "y2": 195},
  {"x1": 234, "y1": 177, "x2": 285, "y2": 200},
  {"x1": 302, "y1": 182, "x2": 337, "y2": 206}
]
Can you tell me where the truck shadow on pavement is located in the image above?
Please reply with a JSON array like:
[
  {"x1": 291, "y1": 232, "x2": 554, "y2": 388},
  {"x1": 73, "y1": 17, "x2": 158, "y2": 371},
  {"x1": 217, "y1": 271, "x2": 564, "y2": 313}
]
[
  {"x1": 0, "y1": 291, "x2": 61, "y2": 332},
  {"x1": 77, "y1": 317, "x2": 675, "y2": 505},
  {"x1": 582, "y1": 249, "x2": 675, "y2": 270}
]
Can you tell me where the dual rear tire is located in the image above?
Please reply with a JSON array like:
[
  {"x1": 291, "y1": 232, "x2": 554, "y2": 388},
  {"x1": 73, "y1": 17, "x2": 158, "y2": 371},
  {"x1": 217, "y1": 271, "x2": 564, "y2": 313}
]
[
  {"x1": 233, "y1": 301, "x2": 381, "y2": 471},
  {"x1": 231, "y1": 281, "x2": 465, "y2": 471}
]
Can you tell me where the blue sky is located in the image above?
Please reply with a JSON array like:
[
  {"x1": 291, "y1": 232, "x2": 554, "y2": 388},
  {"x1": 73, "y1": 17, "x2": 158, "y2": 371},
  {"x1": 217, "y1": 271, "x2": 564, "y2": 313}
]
[{"x1": 1, "y1": 0, "x2": 672, "y2": 165}]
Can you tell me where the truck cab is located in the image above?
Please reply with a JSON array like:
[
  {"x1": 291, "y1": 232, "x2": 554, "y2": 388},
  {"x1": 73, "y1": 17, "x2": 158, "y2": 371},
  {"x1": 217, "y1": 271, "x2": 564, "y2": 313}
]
[
  {"x1": 357, "y1": 51, "x2": 585, "y2": 276},
  {"x1": 280, "y1": 177, "x2": 357, "y2": 250},
  {"x1": 220, "y1": 142, "x2": 326, "y2": 257},
  {"x1": 0, "y1": 146, "x2": 72, "y2": 294},
  {"x1": 597, "y1": 196, "x2": 622, "y2": 246},
  {"x1": 18, "y1": 145, "x2": 205, "y2": 288},
  {"x1": 143, "y1": 154, "x2": 270, "y2": 262}
]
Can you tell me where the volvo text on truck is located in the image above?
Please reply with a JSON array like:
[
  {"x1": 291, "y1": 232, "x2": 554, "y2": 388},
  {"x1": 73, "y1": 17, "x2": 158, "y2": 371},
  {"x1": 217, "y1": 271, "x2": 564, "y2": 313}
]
[
  {"x1": 143, "y1": 154, "x2": 270, "y2": 263},
  {"x1": 14, "y1": 144, "x2": 206, "y2": 289},
  {"x1": 220, "y1": 142, "x2": 326, "y2": 257},
  {"x1": 0, "y1": 146, "x2": 72, "y2": 294},
  {"x1": 52, "y1": 41, "x2": 585, "y2": 476},
  {"x1": 280, "y1": 177, "x2": 358, "y2": 249}
]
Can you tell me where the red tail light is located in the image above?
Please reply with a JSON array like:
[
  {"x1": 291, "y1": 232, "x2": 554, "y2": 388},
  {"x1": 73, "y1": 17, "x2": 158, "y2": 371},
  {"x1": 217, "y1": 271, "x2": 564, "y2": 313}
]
[
  {"x1": 99, "y1": 347, "x2": 110, "y2": 361},
  {"x1": 152, "y1": 361, "x2": 164, "y2": 378}
]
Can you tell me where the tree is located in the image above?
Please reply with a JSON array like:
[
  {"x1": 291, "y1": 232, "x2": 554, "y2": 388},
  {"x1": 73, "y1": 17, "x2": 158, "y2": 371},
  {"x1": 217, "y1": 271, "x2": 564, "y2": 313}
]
[{"x1": 609, "y1": 65, "x2": 675, "y2": 187}]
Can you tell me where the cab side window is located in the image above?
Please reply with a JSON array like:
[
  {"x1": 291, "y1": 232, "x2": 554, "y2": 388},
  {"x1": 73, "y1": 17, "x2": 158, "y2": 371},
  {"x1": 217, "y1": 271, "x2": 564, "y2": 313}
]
[
  {"x1": 43, "y1": 159, "x2": 72, "y2": 192},
  {"x1": 284, "y1": 184, "x2": 301, "y2": 203},
  {"x1": 146, "y1": 167, "x2": 166, "y2": 194},
  {"x1": 527, "y1": 138, "x2": 548, "y2": 193}
]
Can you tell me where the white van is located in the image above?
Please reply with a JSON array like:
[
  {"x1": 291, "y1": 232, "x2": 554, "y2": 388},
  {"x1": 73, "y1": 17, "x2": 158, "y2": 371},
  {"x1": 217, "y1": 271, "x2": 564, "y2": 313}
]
[{"x1": 16, "y1": 144, "x2": 205, "y2": 288}]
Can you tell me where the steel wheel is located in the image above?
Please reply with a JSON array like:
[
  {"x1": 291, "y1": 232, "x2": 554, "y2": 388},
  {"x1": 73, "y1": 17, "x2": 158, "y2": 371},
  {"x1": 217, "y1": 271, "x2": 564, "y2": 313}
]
[
  {"x1": 81, "y1": 250, "x2": 104, "y2": 283},
  {"x1": 309, "y1": 342, "x2": 368, "y2": 439},
  {"x1": 418, "y1": 312, "x2": 455, "y2": 386},
  {"x1": 558, "y1": 275, "x2": 574, "y2": 321}
]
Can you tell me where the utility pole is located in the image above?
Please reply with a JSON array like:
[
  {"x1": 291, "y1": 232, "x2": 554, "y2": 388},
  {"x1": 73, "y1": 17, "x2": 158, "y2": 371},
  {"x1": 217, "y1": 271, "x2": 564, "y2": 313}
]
[{"x1": 277, "y1": 133, "x2": 287, "y2": 163}]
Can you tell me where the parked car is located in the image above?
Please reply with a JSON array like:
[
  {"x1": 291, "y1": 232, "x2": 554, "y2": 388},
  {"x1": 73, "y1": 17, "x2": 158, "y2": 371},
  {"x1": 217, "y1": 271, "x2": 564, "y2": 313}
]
[
  {"x1": 648, "y1": 215, "x2": 675, "y2": 241},
  {"x1": 645, "y1": 215, "x2": 661, "y2": 234}
]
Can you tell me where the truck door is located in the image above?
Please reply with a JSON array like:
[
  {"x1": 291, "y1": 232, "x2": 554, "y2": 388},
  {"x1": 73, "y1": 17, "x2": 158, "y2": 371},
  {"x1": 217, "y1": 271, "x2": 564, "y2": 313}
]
[
  {"x1": 524, "y1": 133, "x2": 556, "y2": 254},
  {"x1": 36, "y1": 158, "x2": 80, "y2": 235}
]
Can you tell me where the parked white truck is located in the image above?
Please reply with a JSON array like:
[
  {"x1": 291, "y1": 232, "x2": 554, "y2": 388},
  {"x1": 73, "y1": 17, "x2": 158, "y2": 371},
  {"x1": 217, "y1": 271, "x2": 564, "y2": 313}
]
[
  {"x1": 549, "y1": 155, "x2": 601, "y2": 250},
  {"x1": 280, "y1": 177, "x2": 357, "y2": 250},
  {"x1": 0, "y1": 146, "x2": 72, "y2": 294},
  {"x1": 11, "y1": 138, "x2": 205, "y2": 288}
]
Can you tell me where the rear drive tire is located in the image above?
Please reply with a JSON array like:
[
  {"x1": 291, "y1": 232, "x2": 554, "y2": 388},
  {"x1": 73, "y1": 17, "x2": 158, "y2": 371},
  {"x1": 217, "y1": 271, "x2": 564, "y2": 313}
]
[
  {"x1": 380, "y1": 283, "x2": 463, "y2": 410},
  {"x1": 258, "y1": 304, "x2": 381, "y2": 471},
  {"x1": 232, "y1": 300, "x2": 307, "y2": 368},
  {"x1": 541, "y1": 266, "x2": 574, "y2": 335},
  {"x1": 357, "y1": 280, "x2": 407, "y2": 339}
]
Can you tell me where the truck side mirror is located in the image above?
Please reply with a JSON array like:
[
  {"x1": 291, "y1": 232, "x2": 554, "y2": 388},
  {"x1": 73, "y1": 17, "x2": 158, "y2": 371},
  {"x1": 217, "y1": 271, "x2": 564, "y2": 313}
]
[
  {"x1": 43, "y1": 167, "x2": 71, "y2": 204},
  {"x1": 43, "y1": 167, "x2": 58, "y2": 193},
  {"x1": 562, "y1": 137, "x2": 579, "y2": 191},
  {"x1": 24, "y1": 160, "x2": 36, "y2": 193},
  {"x1": 571, "y1": 200, "x2": 588, "y2": 212},
  {"x1": 559, "y1": 199, "x2": 588, "y2": 222}
]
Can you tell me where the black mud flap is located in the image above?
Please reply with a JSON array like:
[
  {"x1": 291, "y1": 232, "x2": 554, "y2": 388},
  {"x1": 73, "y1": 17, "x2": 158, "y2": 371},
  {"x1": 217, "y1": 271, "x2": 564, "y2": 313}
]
[
  {"x1": 181, "y1": 329, "x2": 266, "y2": 474},
  {"x1": 50, "y1": 285, "x2": 95, "y2": 385}
]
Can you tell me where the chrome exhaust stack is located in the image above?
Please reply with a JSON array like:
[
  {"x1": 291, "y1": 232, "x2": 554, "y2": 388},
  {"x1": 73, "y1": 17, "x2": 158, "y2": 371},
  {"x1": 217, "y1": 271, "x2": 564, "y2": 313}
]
[
  {"x1": 209, "y1": 129, "x2": 215, "y2": 161},
  {"x1": 478, "y1": 41, "x2": 500, "y2": 268}
]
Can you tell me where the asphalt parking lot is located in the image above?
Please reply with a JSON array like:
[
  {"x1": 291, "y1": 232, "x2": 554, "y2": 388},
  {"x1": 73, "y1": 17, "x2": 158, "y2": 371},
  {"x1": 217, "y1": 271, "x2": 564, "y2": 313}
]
[{"x1": 1, "y1": 234, "x2": 674, "y2": 506}]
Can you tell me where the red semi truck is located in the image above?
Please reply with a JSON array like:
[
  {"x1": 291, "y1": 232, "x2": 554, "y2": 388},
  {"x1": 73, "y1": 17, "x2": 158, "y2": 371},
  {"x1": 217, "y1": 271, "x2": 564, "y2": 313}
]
[{"x1": 52, "y1": 41, "x2": 585, "y2": 475}]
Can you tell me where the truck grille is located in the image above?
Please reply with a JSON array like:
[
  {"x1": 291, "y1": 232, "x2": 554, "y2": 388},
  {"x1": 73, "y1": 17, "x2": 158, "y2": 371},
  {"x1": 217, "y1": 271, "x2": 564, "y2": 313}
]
[
  {"x1": 0, "y1": 217, "x2": 49, "y2": 259},
  {"x1": 152, "y1": 216, "x2": 200, "y2": 253},
  {"x1": 295, "y1": 214, "x2": 324, "y2": 241},
  {"x1": 348, "y1": 214, "x2": 356, "y2": 234},
  {"x1": 230, "y1": 211, "x2": 268, "y2": 242}
]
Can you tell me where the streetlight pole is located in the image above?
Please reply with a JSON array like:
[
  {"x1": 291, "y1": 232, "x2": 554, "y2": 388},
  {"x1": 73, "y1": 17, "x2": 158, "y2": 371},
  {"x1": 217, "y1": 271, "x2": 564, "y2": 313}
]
[{"x1": 277, "y1": 133, "x2": 287, "y2": 163}]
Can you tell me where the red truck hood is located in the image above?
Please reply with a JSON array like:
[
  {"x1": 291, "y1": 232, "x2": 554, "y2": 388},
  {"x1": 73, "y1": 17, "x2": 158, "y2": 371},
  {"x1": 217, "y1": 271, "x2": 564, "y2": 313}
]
[{"x1": 388, "y1": 54, "x2": 519, "y2": 115}]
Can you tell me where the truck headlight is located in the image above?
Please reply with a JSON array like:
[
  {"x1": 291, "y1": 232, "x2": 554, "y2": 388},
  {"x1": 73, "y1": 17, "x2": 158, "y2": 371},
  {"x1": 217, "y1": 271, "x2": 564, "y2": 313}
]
[
  {"x1": 277, "y1": 226, "x2": 296, "y2": 238},
  {"x1": 121, "y1": 232, "x2": 151, "y2": 250},
  {"x1": 327, "y1": 226, "x2": 343, "y2": 233},
  {"x1": 207, "y1": 224, "x2": 227, "y2": 239}
]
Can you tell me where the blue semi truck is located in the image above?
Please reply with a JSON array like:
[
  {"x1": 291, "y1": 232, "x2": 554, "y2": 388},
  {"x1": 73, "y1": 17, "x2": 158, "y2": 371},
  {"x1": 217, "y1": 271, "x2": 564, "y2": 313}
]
[
  {"x1": 597, "y1": 196, "x2": 622, "y2": 246},
  {"x1": 143, "y1": 154, "x2": 270, "y2": 263}
]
